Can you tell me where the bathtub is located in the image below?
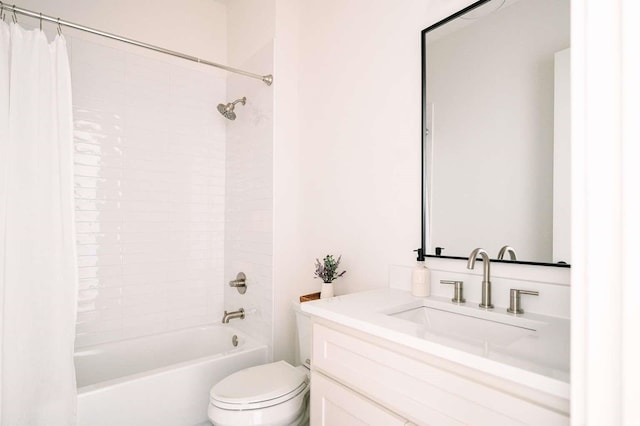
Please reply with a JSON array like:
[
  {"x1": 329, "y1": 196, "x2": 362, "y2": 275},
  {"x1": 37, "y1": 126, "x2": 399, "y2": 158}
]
[{"x1": 75, "y1": 325, "x2": 268, "y2": 426}]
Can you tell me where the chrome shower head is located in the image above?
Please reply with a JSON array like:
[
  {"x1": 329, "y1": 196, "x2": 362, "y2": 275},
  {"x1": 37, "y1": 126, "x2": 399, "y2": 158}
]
[{"x1": 217, "y1": 97, "x2": 246, "y2": 120}]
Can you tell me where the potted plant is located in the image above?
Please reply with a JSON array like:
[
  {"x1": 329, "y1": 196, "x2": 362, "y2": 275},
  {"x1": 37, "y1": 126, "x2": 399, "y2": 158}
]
[{"x1": 314, "y1": 255, "x2": 346, "y2": 298}]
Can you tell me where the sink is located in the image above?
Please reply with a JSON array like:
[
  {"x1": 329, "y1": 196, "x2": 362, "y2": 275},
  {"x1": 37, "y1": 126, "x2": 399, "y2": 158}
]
[{"x1": 388, "y1": 305, "x2": 540, "y2": 347}]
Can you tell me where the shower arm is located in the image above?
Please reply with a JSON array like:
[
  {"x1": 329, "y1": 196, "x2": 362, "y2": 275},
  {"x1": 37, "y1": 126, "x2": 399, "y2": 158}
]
[{"x1": 2, "y1": 2, "x2": 273, "y2": 86}]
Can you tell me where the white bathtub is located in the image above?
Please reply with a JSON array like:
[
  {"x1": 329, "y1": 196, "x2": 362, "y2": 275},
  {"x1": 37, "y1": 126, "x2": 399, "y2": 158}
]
[{"x1": 75, "y1": 325, "x2": 268, "y2": 426}]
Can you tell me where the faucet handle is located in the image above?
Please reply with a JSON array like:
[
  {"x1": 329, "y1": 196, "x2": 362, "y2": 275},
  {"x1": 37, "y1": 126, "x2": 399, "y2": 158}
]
[
  {"x1": 229, "y1": 272, "x2": 247, "y2": 294},
  {"x1": 507, "y1": 289, "x2": 539, "y2": 314},
  {"x1": 440, "y1": 280, "x2": 465, "y2": 304}
]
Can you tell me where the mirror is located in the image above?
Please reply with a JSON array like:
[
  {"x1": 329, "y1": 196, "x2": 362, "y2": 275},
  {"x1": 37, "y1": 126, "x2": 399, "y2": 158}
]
[{"x1": 421, "y1": 0, "x2": 570, "y2": 266}]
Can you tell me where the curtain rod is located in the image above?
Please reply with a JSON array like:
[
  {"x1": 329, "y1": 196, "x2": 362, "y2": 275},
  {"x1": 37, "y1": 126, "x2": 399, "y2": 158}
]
[{"x1": 0, "y1": 2, "x2": 273, "y2": 86}]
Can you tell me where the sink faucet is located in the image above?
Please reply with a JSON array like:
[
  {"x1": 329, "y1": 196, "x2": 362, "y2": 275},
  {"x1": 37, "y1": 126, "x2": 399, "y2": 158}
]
[
  {"x1": 222, "y1": 308, "x2": 245, "y2": 324},
  {"x1": 467, "y1": 248, "x2": 493, "y2": 309},
  {"x1": 497, "y1": 245, "x2": 518, "y2": 260}
]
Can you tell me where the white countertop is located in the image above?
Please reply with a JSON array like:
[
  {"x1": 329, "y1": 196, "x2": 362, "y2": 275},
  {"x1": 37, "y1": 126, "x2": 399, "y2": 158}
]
[{"x1": 301, "y1": 288, "x2": 570, "y2": 399}]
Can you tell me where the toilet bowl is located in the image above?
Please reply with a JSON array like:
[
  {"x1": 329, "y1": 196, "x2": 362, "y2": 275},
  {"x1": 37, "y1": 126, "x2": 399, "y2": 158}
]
[
  {"x1": 208, "y1": 361, "x2": 309, "y2": 426},
  {"x1": 208, "y1": 302, "x2": 311, "y2": 426}
]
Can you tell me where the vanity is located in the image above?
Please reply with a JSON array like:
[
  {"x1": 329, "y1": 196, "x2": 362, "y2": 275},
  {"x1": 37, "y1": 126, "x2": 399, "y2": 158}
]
[{"x1": 301, "y1": 289, "x2": 569, "y2": 425}]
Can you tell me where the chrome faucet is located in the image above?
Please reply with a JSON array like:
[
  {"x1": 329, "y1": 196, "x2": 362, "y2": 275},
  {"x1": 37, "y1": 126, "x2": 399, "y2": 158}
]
[
  {"x1": 497, "y1": 245, "x2": 518, "y2": 260},
  {"x1": 467, "y1": 248, "x2": 493, "y2": 309},
  {"x1": 222, "y1": 308, "x2": 245, "y2": 324}
]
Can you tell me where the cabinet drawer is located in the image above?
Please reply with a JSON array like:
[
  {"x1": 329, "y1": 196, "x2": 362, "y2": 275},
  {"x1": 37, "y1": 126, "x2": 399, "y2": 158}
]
[
  {"x1": 311, "y1": 371, "x2": 409, "y2": 426},
  {"x1": 312, "y1": 323, "x2": 568, "y2": 426}
]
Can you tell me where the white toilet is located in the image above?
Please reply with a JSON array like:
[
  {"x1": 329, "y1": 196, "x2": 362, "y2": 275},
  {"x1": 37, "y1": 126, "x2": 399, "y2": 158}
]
[{"x1": 207, "y1": 303, "x2": 311, "y2": 426}]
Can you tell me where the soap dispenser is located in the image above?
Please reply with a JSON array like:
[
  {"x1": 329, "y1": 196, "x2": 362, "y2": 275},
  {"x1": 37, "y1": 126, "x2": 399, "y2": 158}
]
[{"x1": 411, "y1": 248, "x2": 431, "y2": 297}]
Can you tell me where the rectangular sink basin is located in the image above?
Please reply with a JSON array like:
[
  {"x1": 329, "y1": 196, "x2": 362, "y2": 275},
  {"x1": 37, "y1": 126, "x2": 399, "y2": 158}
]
[{"x1": 389, "y1": 306, "x2": 539, "y2": 346}]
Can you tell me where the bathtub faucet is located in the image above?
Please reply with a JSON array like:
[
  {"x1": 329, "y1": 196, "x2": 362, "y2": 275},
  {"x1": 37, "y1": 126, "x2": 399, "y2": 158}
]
[{"x1": 222, "y1": 308, "x2": 245, "y2": 324}]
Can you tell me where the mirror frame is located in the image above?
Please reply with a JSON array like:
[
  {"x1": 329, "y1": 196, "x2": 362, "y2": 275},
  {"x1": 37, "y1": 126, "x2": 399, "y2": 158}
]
[{"x1": 418, "y1": 0, "x2": 570, "y2": 268}]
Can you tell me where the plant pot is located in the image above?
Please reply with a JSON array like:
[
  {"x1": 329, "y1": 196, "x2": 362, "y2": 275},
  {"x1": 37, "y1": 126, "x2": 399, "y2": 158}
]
[{"x1": 320, "y1": 282, "x2": 334, "y2": 299}]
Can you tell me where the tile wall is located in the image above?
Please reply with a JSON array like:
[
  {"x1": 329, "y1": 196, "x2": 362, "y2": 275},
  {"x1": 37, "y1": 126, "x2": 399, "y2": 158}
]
[
  {"x1": 71, "y1": 36, "x2": 228, "y2": 347},
  {"x1": 224, "y1": 41, "x2": 274, "y2": 356}
]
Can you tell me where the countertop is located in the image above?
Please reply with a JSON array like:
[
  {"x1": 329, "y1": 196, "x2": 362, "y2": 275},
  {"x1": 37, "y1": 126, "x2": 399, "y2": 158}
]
[{"x1": 301, "y1": 288, "x2": 570, "y2": 399}]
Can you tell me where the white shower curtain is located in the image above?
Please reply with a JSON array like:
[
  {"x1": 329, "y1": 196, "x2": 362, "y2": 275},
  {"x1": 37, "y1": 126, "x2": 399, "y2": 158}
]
[{"x1": 0, "y1": 22, "x2": 78, "y2": 425}]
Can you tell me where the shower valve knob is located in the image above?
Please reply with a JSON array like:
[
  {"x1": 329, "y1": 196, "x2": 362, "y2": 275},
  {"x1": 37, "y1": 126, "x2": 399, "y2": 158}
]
[{"x1": 228, "y1": 272, "x2": 247, "y2": 294}]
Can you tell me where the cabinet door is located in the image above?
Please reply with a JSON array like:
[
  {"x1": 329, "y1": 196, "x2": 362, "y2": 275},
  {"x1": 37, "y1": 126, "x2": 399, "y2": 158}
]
[
  {"x1": 313, "y1": 323, "x2": 569, "y2": 425},
  {"x1": 311, "y1": 371, "x2": 408, "y2": 426}
]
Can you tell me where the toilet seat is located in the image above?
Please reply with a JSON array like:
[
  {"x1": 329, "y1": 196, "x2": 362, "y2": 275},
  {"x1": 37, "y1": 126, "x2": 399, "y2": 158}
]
[{"x1": 209, "y1": 361, "x2": 308, "y2": 410}]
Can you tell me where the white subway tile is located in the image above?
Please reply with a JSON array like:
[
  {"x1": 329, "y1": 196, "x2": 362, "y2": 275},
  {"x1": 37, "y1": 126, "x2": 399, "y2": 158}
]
[
  {"x1": 74, "y1": 153, "x2": 124, "y2": 168},
  {"x1": 75, "y1": 330, "x2": 124, "y2": 348},
  {"x1": 167, "y1": 315, "x2": 211, "y2": 332},
  {"x1": 75, "y1": 210, "x2": 123, "y2": 223},
  {"x1": 79, "y1": 286, "x2": 123, "y2": 302},
  {"x1": 72, "y1": 36, "x2": 227, "y2": 346},
  {"x1": 120, "y1": 320, "x2": 168, "y2": 340},
  {"x1": 77, "y1": 307, "x2": 123, "y2": 323},
  {"x1": 77, "y1": 295, "x2": 123, "y2": 312},
  {"x1": 77, "y1": 265, "x2": 122, "y2": 280},
  {"x1": 76, "y1": 232, "x2": 121, "y2": 245},
  {"x1": 77, "y1": 254, "x2": 122, "y2": 268},
  {"x1": 75, "y1": 221, "x2": 122, "y2": 234},
  {"x1": 75, "y1": 318, "x2": 123, "y2": 334},
  {"x1": 74, "y1": 165, "x2": 123, "y2": 180},
  {"x1": 120, "y1": 273, "x2": 165, "y2": 287}
]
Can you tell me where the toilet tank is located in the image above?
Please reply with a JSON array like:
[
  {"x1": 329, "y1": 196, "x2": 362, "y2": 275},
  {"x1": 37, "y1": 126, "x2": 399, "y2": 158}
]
[{"x1": 292, "y1": 301, "x2": 312, "y2": 369}]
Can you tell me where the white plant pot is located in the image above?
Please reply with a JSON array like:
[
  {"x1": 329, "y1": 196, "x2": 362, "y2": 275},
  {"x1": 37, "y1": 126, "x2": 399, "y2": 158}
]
[{"x1": 320, "y1": 283, "x2": 334, "y2": 299}]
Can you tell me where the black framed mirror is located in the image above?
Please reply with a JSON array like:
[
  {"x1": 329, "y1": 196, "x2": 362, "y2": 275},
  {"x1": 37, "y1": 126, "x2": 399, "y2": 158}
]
[{"x1": 419, "y1": 0, "x2": 570, "y2": 267}]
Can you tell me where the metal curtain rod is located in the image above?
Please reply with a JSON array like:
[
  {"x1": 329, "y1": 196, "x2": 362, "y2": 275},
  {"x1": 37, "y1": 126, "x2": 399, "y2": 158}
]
[{"x1": 0, "y1": 2, "x2": 273, "y2": 86}]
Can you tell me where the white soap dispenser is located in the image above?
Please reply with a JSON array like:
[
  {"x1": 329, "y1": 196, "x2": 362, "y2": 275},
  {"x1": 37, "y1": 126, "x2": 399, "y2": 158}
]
[{"x1": 411, "y1": 249, "x2": 431, "y2": 297}]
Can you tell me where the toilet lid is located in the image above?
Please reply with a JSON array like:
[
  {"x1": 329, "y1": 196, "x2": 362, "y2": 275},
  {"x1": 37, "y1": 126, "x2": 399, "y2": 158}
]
[{"x1": 210, "y1": 361, "x2": 307, "y2": 407}]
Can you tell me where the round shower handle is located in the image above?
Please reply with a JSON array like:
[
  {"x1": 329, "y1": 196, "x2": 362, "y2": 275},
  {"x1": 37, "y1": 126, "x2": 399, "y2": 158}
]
[{"x1": 229, "y1": 272, "x2": 247, "y2": 294}]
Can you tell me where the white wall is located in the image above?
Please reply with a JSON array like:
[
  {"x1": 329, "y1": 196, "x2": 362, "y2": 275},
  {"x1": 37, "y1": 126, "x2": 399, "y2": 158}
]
[
  {"x1": 272, "y1": 0, "x2": 302, "y2": 363},
  {"x1": 295, "y1": 0, "x2": 428, "y2": 294},
  {"x1": 227, "y1": 0, "x2": 275, "y2": 67},
  {"x1": 270, "y1": 0, "x2": 480, "y2": 363}
]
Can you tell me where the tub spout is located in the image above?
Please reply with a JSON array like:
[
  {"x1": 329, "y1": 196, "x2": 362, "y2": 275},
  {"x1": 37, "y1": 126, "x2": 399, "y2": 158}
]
[{"x1": 222, "y1": 308, "x2": 245, "y2": 324}]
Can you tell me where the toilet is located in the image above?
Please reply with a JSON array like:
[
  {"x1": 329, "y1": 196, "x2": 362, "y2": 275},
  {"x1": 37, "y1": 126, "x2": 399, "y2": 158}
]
[{"x1": 207, "y1": 303, "x2": 311, "y2": 426}]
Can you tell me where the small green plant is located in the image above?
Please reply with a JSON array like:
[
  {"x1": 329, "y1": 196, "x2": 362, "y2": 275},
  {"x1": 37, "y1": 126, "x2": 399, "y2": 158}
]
[{"x1": 314, "y1": 255, "x2": 346, "y2": 283}]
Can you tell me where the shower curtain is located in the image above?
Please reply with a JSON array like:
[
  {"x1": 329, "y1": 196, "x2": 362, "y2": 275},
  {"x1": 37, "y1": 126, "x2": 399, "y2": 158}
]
[{"x1": 0, "y1": 21, "x2": 78, "y2": 425}]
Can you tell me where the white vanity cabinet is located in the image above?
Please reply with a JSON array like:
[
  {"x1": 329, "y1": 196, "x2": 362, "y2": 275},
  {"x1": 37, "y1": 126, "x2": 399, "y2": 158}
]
[
  {"x1": 309, "y1": 321, "x2": 569, "y2": 426},
  {"x1": 310, "y1": 371, "x2": 410, "y2": 425}
]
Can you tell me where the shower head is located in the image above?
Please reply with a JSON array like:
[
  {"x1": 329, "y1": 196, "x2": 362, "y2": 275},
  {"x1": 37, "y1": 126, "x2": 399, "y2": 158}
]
[{"x1": 217, "y1": 97, "x2": 246, "y2": 120}]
